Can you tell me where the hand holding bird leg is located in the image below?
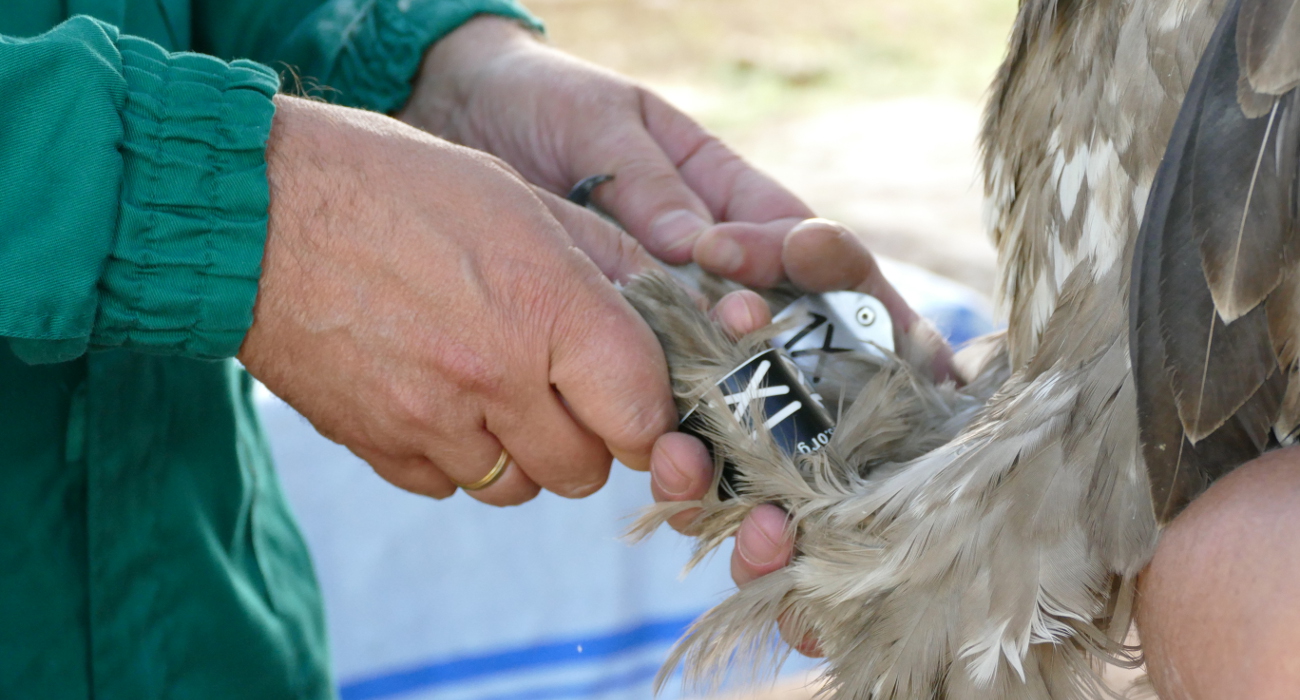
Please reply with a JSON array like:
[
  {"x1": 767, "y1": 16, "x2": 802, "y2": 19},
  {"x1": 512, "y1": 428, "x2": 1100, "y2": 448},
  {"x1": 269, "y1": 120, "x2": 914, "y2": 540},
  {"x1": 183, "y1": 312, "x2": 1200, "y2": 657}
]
[
  {"x1": 241, "y1": 96, "x2": 676, "y2": 507},
  {"x1": 636, "y1": 0, "x2": 1300, "y2": 695}
]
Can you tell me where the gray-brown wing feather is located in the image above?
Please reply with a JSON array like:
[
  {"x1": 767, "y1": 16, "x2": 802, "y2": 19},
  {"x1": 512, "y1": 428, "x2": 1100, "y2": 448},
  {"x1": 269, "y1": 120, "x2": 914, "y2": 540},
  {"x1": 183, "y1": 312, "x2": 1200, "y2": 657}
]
[
  {"x1": 1132, "y1": 0, "x2": 1300, "y2": 522},
  {"x1": 1239, "y1": 0, "x2": 1300, "y2": 95}
]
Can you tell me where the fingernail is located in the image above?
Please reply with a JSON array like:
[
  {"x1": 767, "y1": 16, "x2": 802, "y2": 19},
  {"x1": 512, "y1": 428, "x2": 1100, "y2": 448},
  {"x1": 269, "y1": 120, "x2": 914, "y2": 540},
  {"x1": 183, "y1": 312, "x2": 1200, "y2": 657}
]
[
  {"x1": 717, "y1": 293, "x2": 759, "y2": 336},
  {"x1": 736, "y1": 297, "x2": 758, "y2": 332},
  {"x1": 652, "y1": 448, "x2": 693, "y2": 497},
  {"x1": 651, "y1": 210, "x2": 708, "y2": 256},
  {"x1": 696, "y1": 231, "x2": 745, "y2": 275},
  {"x1": 736, "y1": 518, "x2": 781, "y2": 567}
]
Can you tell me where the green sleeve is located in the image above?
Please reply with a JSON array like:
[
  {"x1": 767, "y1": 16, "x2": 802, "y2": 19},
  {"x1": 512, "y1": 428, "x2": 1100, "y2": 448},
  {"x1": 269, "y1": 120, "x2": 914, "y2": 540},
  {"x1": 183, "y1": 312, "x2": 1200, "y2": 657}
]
[
  {"x1": 191, "y1": 0, "x2": 544, "y2": 114},
  {"x1": 0, "y1": 16, "x2": 279, "y2": 365}
]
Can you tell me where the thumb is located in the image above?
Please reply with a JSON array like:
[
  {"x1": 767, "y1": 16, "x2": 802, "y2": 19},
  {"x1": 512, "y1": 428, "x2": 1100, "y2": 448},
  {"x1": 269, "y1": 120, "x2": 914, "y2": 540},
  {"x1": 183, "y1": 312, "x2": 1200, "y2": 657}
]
[
  {"x1": 781, "y1": 219, "x2": 920, "y2": 328},
  {"x1": 547, "y1": 260, "x2": 677, "y2": 471},
  {"x1": 782, "y1": 219, "x2": 958, "y2": 382}
]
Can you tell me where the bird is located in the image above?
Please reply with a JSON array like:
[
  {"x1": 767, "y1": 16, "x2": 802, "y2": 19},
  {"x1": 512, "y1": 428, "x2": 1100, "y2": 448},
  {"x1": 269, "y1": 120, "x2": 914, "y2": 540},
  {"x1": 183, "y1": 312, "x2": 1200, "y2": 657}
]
[{"x1": 621, "y1": 0, "x2": 1300, "y2": 698}]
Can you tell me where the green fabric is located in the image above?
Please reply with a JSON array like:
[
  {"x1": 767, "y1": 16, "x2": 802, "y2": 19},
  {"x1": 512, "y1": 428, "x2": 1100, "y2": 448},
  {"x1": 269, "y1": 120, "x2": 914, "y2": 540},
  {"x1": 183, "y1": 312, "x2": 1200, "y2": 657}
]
[
  {"x1": 191, "y1": 0, "x2": 544, "y2": 113},
  {"x1": 0, "y1": 17, "x2": 276, "y2": 364},
  {"x1": 0, "y1": 1, "x2": 542, "y2": 698},
  {"x1": 0, "y1": 348, "x2": 334, "y2": 700}
]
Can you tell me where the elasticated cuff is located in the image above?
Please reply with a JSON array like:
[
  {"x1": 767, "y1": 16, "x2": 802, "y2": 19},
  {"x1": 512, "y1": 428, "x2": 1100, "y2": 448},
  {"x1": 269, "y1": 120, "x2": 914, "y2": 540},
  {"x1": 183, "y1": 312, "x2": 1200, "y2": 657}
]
[
  {"x1": 91, "y1": 38, "x2": 279, "y2": 360},
  {"x1": 297, "y1": 0, "x2": 543, "y2": 114}
]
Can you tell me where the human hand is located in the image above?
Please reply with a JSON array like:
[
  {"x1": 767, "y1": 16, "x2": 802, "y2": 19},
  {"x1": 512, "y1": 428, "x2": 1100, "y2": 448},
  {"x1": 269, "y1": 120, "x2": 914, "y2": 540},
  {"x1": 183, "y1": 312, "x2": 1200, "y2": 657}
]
[
  {"x1": 398, "y1": 20, "x2": 950, "y2": 644},
  {"x1": 396, "y1": 16, "x2": 821, "y2": 287},
  {"x1": 648, "y1": 219, "x2": 956, "y2": 656},
  {"x1": 239, "y1": 95, "x2": 676, "y2": 506},
  {"x1": 397, "y1": 20, "x2": 950, "y2": 367}
]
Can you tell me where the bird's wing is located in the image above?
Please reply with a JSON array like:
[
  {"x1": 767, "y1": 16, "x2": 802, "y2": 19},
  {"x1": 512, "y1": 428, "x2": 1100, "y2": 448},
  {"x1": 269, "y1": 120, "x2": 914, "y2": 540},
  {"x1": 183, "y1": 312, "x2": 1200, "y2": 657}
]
[
  {"x1": 1239, "y1": 0, "x2": 1300, "y2": 97},
  {"x1": 1131, "y1": 0, "x2": 1300, "y2": 522}
]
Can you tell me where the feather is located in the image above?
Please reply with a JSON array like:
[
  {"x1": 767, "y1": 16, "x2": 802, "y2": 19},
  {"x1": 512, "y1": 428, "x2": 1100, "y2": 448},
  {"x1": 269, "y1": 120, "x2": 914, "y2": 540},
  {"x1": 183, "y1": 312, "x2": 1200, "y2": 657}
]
[
  {"x1": 625, "y1": 267, "x2": 1160, "y2": 699},
  {"x1": 1132, "y1": 0, "x2": 1298, "y2": 519},
  {"x1": 1268, "y1": 270, "x2": 1300, "y2": 439},
  {"x1": 1238, "y1": 0, "x2": 1300, "y2": 96},
  {"x1": 1195, "y1": 95, "x2": 1296, "y2": 321},
  {"x1": 620, "y1": 270, "x2": 775, "y2": 420}
]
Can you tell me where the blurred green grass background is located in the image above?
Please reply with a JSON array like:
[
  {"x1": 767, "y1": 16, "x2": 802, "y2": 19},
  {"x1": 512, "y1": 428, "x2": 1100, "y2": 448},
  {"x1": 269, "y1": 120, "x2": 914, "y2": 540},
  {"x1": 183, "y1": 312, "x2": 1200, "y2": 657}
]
[{"x1": 528, "y1": 0, "x2": 1018, "y2": 130}]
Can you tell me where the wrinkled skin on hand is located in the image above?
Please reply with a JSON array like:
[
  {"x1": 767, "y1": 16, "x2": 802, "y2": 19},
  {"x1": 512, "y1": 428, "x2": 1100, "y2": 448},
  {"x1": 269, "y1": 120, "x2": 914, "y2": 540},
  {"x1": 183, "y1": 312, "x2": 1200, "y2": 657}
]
[
  {"x1": 396, "y1": 18, "x2": 957, "y2": 604},
  {"x1": 239, "y1": 95, "x2": 676, "y2": 507}
]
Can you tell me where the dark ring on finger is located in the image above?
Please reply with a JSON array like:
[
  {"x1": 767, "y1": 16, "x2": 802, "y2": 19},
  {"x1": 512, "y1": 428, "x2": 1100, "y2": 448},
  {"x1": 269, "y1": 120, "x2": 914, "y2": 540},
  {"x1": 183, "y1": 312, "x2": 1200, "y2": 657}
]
[{"x1": 566, "y1": 174, "x2": 615, "y2": 207}]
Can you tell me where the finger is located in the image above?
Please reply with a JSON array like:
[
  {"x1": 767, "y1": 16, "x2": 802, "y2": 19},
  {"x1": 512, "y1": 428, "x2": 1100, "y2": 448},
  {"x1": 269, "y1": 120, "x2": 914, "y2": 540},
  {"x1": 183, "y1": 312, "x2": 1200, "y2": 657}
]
[
  {"x1": 571, "y1": 109, "x2": 714, "y2": 264},
  {"x1": 650, "y1": 432, "x2": 713, "y2": 531},
  {"x1": 533, "y1": 187, "x2": 662, "y2": 283},
  {"x1": 651, "y1": 432, "x2": 711, "y2": 500},
  {"x1": 490, "y1": 385, "x2": 615, "y2": 499},
  {"x1": 731, "y1": 504, "x2": 794, "y2": 587},
  {"x1": 778, "y1": 613, "x2": 825, "y2": 658},
  {"x1": 641, "y1": 91, "x2": 813, "y2": 225},
  {"x1": 549, "y1": 260, "x2": 678, "y2": 472},
  {"x1": 782, "y1": 219, "x2": 957, "y2": 380},
  {"x1": 642, "y1": 91, "x2": 815, "y2": 286},
  {"x1": 693, "y1": 219, "x2": 803, "y2": 288},
  {"x1": 709, "y1": 290, "x2": 772, "y2": 338},
  {"x1": 649, "y1": 294, "x2": 770, "y2": 530},
  {"x1": 460, "y1": 459, "x2": 541, "y2": 506},
  {"x1": 429, "y1": 430, "x2": 543, "y2": 507},
  {"x1": 782, "y1": 219, "x2": 918, "y2": 326},
  {"x1": 352, "y1": 448, "x2": 458, "y2": 500}
]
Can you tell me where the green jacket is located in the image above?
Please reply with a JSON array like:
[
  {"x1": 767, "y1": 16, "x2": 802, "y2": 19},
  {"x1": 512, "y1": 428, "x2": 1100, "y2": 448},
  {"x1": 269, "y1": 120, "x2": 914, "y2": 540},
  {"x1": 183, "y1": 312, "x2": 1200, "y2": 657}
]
[{"x1": 0, "y1": 2, "x2": 539, "y2": 698}]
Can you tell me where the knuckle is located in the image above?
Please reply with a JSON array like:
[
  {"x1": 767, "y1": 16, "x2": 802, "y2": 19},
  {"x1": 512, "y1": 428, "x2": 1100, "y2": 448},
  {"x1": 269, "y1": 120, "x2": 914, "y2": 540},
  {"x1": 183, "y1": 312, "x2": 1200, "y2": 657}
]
[
  {"x1": 519, "y1": 435, "x2": 613, "y2": 499},
  {"x1": 609, "y1": 396, "x2": 676, "y2": 455},
  {"x1": 388, "y1": 382, "x2": 439, "y2": 427},
  {"x1": 429, "y1": 337, "x2": 508, "y2": 398},
  {"x1": 624, "y1": 160, "x2": 688, "y2": 197}
]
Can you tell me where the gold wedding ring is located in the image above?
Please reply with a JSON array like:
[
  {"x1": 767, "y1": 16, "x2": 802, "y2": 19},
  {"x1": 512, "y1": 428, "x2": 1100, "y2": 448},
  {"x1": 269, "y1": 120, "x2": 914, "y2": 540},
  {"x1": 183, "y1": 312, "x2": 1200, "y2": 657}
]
[{"x1": 457, "y1": 449, "x2": 510, "y2": 491}]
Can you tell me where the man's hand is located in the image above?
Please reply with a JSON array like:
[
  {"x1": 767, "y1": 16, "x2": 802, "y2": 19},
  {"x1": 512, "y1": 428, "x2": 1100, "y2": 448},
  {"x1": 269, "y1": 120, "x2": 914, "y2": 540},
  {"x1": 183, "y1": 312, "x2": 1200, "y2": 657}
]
[
  {"x1": 392, "y1": 17, "x2": 953, "y2": 651},
  {"x1": 396, "y1": 18, "x2": 949, "y2": 369},
  {"x1": 397, "y1": 16, "x2": 820, "y2": 287},
  {"x1": 239, "y1": 96, "x2": 675, "y2": 506}
]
